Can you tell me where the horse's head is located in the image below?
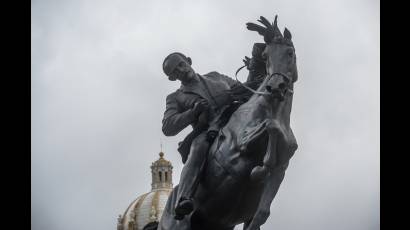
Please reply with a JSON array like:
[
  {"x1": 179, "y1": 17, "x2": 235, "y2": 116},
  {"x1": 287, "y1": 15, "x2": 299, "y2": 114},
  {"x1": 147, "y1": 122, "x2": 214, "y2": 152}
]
[{"x1": 247, "y1": 15, "x2": 298, "y2": 102}]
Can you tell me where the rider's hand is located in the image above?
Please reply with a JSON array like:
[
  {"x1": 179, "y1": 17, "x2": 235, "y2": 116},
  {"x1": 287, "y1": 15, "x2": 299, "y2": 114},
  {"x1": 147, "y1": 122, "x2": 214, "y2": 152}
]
[
  {"x1": 192, "y1": 100, "x2": 209, "y2": 116},
  {"x1": 243, "y1": 56, "x2": 251, "y2": 70},
  {"x1": 198, "y1": 111, "x2": 209, "y2": 125}
]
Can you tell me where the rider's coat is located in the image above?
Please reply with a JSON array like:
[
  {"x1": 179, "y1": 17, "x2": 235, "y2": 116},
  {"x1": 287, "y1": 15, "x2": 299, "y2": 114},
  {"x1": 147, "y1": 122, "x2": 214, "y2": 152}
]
[
  {"x1": 162, "y1": 72, "x2": 236, "y2": 158},
  {"x1": 162, "y1": 72, "x2": 236, "y2": 135}
]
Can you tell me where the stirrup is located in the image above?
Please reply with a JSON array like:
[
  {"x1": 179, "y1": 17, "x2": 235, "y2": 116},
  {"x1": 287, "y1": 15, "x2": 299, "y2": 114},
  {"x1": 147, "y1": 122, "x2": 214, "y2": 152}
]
[{"x1": 174, "y1": 198, "x2": 194, "y2": 218}]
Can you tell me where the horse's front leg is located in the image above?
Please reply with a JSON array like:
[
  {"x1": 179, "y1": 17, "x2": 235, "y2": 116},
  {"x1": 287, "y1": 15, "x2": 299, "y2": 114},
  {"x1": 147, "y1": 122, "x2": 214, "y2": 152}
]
[
  {"x1": 246, "y1": 125, "x2": 290, "y2": 230},
  {"x1": 249, "y1": 120, "x2": 283, "y2": 181},
  {"x1": 246, "y1": 164, "x2": 288, "y2": 230}
]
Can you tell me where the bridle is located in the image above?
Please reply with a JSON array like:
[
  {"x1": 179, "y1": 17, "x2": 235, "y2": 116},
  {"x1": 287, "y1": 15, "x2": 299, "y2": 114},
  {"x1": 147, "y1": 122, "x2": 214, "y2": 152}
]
[{"x1": 234, "y1": 64, "x2": 292, "y2": 96}]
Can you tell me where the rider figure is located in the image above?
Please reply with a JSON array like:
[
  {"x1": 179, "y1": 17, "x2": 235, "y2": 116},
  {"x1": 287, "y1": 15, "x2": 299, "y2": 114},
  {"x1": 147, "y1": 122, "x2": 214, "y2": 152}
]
[{"x1": 161, "y1": 47, "x2": 264, "y2": 220}]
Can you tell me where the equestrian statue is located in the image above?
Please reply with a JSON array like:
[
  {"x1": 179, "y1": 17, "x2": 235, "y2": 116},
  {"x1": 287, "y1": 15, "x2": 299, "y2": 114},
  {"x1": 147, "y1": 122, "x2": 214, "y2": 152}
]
[{"x1": 158, "y1": 15, "x2": 299, "y2": 230}]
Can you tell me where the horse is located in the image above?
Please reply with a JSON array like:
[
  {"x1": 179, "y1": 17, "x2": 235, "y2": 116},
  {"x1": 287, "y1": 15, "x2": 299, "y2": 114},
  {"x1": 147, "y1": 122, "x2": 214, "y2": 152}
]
[{"x1": 158, "y1": 15, "x2": 299, "y2": 230}]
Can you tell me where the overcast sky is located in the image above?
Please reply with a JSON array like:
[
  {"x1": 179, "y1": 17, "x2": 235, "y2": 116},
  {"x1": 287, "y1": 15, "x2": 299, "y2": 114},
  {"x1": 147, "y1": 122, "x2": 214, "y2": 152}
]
[{"x1": 31, "y1": 0, "x2": 379, "y2": 229}]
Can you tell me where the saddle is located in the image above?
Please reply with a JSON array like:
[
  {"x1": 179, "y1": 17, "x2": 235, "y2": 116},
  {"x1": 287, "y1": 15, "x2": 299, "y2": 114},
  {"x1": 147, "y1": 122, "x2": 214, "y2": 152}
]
[{"x1": 177, "y1": 103, "x2": 242, "y2": 164}]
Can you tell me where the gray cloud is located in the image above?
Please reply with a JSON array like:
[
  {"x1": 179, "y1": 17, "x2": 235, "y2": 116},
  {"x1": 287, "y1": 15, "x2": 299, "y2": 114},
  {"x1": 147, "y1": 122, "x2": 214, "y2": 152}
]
[{"x1": 31, "y1": 0, "x2": 379, "y2": 229}]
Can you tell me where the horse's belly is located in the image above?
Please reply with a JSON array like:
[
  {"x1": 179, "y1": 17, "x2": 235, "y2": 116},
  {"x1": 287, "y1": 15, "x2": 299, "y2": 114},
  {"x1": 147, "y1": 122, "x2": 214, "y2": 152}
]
[{"x1": 195, "y1": 156, "x2": 264, "y2": 226}]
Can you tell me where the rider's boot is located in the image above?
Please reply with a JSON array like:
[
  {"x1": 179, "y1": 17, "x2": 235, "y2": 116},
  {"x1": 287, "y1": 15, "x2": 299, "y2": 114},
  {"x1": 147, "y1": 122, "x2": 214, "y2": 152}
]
[
  {"x1": 174, "y1": 198, "x2": 194, "y2": 220},
  {"x1": 174, "y1": 133, "x2": 211, "y2": 220}
]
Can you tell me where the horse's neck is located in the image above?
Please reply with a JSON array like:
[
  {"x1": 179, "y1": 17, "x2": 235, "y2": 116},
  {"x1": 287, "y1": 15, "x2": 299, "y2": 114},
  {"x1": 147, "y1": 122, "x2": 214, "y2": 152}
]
[
  {"x1": 281, "y1": 92, "x2": 293, "y2": 128},
  {"x1": 281, "y1": 83, "x2": 295, "y2": 126},
  {"x1": 250, "y1": 81, "x2": 294, "y2": 128}
]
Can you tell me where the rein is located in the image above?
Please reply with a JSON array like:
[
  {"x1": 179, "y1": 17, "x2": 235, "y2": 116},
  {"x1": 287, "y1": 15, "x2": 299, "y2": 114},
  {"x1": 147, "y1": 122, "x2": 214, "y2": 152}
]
[{"x1": 234, "y1": 64, "x2": 292, "y2": 96}]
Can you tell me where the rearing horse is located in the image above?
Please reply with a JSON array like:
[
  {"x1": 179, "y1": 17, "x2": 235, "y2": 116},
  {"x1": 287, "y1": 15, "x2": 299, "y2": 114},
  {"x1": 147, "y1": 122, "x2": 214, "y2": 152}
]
[{"x1": 158, "y1": 15, "x2": 299, "y2": 230}]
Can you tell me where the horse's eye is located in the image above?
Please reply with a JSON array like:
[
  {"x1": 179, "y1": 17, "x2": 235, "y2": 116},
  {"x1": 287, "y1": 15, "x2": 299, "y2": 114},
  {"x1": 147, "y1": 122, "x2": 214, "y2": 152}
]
[{"x1": 287, "y1": 50, "x2": 293, "y2": 57}]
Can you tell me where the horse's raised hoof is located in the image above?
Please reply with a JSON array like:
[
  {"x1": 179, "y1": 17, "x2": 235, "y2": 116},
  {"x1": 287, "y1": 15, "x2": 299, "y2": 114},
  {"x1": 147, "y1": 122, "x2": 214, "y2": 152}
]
[{"x1": 250, "y1": 166, "x2": 268, "y2": 182}]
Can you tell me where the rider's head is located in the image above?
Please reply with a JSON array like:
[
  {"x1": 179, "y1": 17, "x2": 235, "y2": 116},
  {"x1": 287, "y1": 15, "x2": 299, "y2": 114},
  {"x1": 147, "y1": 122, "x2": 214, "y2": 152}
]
[
  {"x1": 252, "y1": 43, "x2": 266, "y2": 61},
  {"x1": 163, "y1": 52, "x2": 196, "y2": 82}
]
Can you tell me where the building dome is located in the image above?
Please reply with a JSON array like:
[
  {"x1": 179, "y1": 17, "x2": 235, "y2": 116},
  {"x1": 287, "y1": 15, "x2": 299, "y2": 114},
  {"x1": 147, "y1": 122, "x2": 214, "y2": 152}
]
[{"x1": 117, "y1": 152, "x2": 173, "y2": 230}]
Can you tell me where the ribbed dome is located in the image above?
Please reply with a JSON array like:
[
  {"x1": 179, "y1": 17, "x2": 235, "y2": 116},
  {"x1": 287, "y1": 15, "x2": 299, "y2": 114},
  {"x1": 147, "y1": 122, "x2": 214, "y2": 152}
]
[
  {"x1": 118, "y1": 189, "x2": 171, "y2": 230},
  {"x1": 117, "y1": 152, "x2": 173, "y2": 230}
]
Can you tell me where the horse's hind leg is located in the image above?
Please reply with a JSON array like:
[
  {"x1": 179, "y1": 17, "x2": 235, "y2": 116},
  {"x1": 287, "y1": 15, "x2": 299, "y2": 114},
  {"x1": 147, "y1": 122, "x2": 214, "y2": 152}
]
[
  {"x1": 243, "y1": 219, "x2": 260, "y2": 230},
  {"x1": 190, "y1": 211, "x2": 235, "y2": 230}
]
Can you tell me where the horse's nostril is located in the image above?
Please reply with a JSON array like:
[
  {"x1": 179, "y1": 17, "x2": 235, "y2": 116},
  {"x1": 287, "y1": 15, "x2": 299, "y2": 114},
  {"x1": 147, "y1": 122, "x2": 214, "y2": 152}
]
[{"x1": 279, "y1": 83, "x2": 286, "y2": 89}]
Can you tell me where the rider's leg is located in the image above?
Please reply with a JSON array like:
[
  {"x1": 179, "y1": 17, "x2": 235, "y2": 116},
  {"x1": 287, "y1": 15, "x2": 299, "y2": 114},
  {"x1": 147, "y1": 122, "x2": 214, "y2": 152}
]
[{"x1": 175, "y1": 132, "x2": 209, "y2": 218}]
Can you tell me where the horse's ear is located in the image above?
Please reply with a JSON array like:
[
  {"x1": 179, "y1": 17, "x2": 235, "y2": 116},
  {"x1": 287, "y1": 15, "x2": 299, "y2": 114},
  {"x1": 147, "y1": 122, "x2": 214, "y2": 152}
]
[
  {"x1": 187, "y1": 57, "x2": 192, "y2": 65},
  {"x1": 284, "y1": 28, "x2": 292, "y2": 40},
  {"x1": 246, "y1": 22, "x2": 267, "y2": 36}
]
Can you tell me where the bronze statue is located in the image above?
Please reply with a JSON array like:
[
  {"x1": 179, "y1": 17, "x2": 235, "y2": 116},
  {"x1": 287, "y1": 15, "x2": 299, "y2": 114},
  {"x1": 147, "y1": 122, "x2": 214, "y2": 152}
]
[
  {"x1": 161, "y1": 52, "x2": 237, "y2": 220},
  {"x1": 161, "y1": 50, "x2": 263, "y2": 220},
  {"x1": 159, "y1": 15, "x2": 299, "y2": 230}
]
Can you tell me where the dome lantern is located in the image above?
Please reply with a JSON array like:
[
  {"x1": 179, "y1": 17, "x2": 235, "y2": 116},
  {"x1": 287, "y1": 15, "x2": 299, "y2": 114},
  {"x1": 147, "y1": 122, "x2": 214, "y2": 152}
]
[{"x1": 151, "y1": 152, "x2": 173, "y2": 190}]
